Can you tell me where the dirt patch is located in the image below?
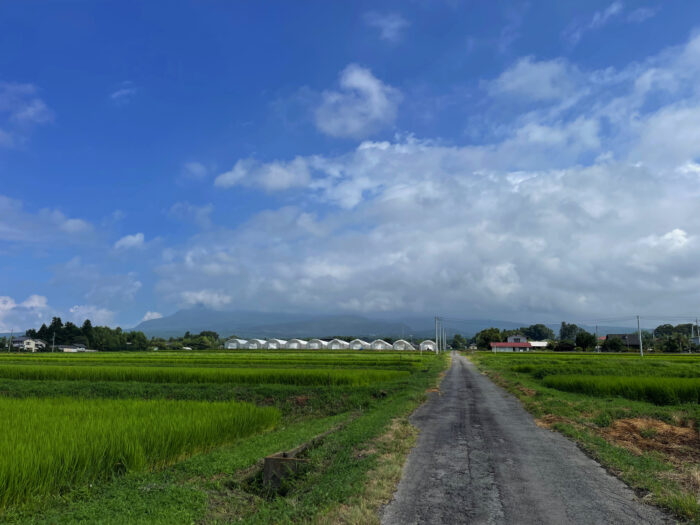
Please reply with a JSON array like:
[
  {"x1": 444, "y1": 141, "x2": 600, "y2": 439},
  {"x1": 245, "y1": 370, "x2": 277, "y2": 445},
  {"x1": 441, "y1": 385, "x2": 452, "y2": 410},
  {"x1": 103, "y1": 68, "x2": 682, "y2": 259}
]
[
  {"x1": 425, "y1": 387, "x2": 440, "y2": 393},
  {"x1": 516, "y1": 386, "x2": 537, "y2": 397},
  {"x1": 534, "y1": 414, "x2": 570, "y2": 429},
  {"x1": 293, "y1": 395, "x2": 310, "y2": 406},
  {"x1": 599, "y1": 418, "x2": 700, "y2": 464}
]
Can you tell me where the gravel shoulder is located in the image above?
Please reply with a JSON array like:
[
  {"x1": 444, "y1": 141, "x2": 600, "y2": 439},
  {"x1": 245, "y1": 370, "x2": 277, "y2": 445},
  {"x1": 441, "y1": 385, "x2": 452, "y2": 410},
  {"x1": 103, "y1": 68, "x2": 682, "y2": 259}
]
[{"x1": 381, "y1": 352, "x2": 674, "y2": 525}]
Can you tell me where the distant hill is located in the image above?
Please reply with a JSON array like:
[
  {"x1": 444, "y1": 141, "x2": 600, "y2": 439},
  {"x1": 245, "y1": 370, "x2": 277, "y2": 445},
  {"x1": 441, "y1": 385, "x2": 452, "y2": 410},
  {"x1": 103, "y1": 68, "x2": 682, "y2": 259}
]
[{"x1": 132, "y1": 307, "x2": 636, "y2": 339}]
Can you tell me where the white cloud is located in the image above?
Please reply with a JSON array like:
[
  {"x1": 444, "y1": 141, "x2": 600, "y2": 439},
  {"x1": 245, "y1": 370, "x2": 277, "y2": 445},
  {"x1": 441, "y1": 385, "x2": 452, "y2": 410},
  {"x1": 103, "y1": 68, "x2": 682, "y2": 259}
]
[
  {"x1": 315, "y1": 64, "x2": 401, "y2": 139},
  {"x1": 488, "y1": 56, "x2": 579, "y2": 101},
  {"x1": 114, "y1": 233, "x2": 145, "y2": 250},
  {"x1": 364, "y1": 11, "x2": 409, "y2": 42},
  {"x1": 0, "y1": 294, "x2": 50, "y2": 332},
  {"x1": 69, "y1": 305, "x2": 114, "y2": 326},
  {"x1": 564, "y1": 1, "x2": 653, "y2": 45},
  {"x1": 215, "y1": 157, "x2": 311, "y2": 191},
  {"x1": 0, "y1": 197, "x2": 93, "y2": 243},
  {"x1": 180, "y1": 290, "x2": 232, "y2": 309},
  {"x1": 182, "y1": 161, "x2": 208, "y2": 179},
  {"x1": 110, "y1": 82, "x2": 136, "y2": 104},
  {"x1": 141, "y1": 311, "x2": 163, "y2": 322},
  {"x1": 0, "y1": 82, "x2": 52, "y2": 147},
  {"x1": 168, "y1": 202, "x2": 214, "y2": 228}
]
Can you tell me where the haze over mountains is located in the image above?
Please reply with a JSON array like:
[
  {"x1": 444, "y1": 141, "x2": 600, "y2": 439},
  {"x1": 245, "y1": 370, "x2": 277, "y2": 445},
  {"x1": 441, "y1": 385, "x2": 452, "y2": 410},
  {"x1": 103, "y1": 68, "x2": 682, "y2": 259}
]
[{"x1": 131, "y1": 306, "x2": 634, "y2": 339}]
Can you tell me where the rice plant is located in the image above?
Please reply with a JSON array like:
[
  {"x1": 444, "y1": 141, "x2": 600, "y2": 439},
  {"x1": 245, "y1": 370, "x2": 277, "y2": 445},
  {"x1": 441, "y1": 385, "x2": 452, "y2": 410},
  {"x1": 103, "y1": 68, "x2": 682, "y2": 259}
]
[{"x1": 0, "y1": 397, "x2": 279, "y2": 509}]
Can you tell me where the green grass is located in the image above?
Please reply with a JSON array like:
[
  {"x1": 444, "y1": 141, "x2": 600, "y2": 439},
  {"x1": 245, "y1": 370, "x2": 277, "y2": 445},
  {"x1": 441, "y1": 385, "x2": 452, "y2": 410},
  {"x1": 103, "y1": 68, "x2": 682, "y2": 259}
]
[
  {"x1": 0, "y1": 397, "x2": 279, "y2": 510},
  {"x1": 542, "y1": 374, "x2": 700, "y2": 405},
  {"x1": 0, "y1": 363, "x2": 408, "y2": 386}
]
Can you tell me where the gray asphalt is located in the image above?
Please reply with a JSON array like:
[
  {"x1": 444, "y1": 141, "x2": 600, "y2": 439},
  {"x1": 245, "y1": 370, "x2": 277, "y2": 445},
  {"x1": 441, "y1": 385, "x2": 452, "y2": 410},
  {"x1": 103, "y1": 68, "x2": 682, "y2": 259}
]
[{"x1": 381, "y1": 352, "x2": 674, "y2": 525}]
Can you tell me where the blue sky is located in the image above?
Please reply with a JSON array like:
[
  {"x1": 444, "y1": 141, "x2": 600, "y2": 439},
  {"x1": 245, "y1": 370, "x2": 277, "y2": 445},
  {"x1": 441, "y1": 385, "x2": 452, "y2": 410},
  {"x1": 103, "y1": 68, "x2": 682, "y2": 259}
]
[{"x1": 2, "y1": 1, "x2": 700, "y2": 330}]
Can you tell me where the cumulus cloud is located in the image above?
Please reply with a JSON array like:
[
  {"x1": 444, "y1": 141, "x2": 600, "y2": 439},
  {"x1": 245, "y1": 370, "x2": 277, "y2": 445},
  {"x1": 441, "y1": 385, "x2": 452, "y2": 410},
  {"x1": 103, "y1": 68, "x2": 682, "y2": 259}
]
[
  {"x1": 114, "y1": 233, "x2": 145, "y2": 250},
  {"x1": 69, "y1": 305, "x2": 114, "y2": 326},
  {"x1": 364, "y1": 11, "x2": 409, "y2": 42},
  {"x1": 186, "y1": 32, "x2": 700, "y2": 319},
  {"x1": 488, "y1": 57, "x2": 579, "y2": 102},
  {"x1": 215, "y1": 157, "x2": 311, "y2": 191},
  {"x1": 141, "y1": 311, "x2": 163, "y2": 322},
  {"x1": 0, "y1": 196, "x2": 93, "y2": 243},
  {"x1": 315, "y1": 64, "x2": 401, "y2": 139},
  {"x1": 0, "y1": 294, "x2": 50, "y2": 332}
]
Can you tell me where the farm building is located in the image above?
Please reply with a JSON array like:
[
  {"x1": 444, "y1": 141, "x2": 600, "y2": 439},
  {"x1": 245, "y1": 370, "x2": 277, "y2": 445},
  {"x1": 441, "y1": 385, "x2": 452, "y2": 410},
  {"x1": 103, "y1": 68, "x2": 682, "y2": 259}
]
[
  {"x1": 244, "y1": 339, "x2": 266, "y2": 350},
  {"x1": 285, "y1": 339, "x2": 308, "y2": 350},
  {"x1": 606, "y1": 333, "x2": 641, "y2": 350},
  {"x1": 328, "y1": 338, "x2": 349, "y2": 350},
  {"x1": 507, "y1": 334, "x2": 527, "y2": 343},
  {"x1": 370, "y1": 339, "x2": 393, "y2": 350},
  {"x1": 224, "y1": 338, "x2": 247, "y2": 349},
  {"x1": 10, "y1": 337, "x2": 47, "y2": 352},
  {"x1": 349, "y1": 339, "x2": 370, "y2": 350},
  {"x1": 392, "y1": 339, "x2": 414, "y2": 351},
  {"x1": 420, "y1": 340, "x2": 436, "y2": 352},
  {"x1": 490, "y1": 342, "x2": 532, "y2": 352},
  {"x1": 307, "y1": 339, "x2": 329, "y2": 350},
  {"x1": 529, "y1": 341, "x2": 548, "y2": 349},
  {"x1": 264, "y1": 339, "x2": 286, "y2": 350}
]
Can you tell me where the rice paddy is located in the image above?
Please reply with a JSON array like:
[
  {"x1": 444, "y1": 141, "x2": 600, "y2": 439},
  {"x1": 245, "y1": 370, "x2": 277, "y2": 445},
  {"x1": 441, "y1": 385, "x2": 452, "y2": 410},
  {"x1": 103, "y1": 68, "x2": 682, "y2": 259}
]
[{"x1": 0, "y1": 348, "x2": 442, "y2": 519}]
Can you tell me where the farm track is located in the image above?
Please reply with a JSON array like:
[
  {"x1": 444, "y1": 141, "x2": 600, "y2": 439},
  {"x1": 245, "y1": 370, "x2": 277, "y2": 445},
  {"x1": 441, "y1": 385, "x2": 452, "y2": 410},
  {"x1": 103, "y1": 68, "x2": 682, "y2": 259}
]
[{"x1": 381, "y1": 352, "x2": 673, "y2": 525}]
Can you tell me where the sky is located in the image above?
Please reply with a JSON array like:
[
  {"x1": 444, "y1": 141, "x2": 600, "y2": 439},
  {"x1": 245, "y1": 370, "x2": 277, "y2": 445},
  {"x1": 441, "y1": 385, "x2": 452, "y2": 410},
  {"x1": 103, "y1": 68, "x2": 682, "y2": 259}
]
[{"x1": 2, "y1": 0, "x2": 700, "y2": 331}]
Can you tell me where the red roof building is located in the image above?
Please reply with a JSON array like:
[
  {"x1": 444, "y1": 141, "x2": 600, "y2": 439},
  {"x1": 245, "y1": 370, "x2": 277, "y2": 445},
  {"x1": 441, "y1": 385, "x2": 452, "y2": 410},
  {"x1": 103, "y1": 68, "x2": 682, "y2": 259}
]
[{"x1": 490, "y1": 341, "x2": 532, "y2": 352}]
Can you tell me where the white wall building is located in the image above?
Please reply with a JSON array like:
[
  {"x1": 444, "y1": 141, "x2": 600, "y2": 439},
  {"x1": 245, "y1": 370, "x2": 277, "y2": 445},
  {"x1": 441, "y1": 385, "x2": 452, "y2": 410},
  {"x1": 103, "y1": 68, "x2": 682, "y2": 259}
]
[
  {"x1": 328, "y1": 338, "x2": 349, "y2": 350},
  {"x1": 224, "y1": 338, "x2": 247, "y2": 349},
  {"x1": 264, "y1": 339, "x2": 286, "y2": 349},
  {"x1": 349, "y1": 339, "x2": 370, "y2": 350},
  {"x1": 285, "y1": 339, "x2": 308, "y2": 349},
  {"x1": 370, "y1": 339, "x2": 393, "y2": 351},
  {"x1": 245, "y1": 339, "x2": 266, "y2": 350},
  {"x1": 419, "y1": 340, "x2": 436, "y2": 352},
  {"x1": 392, "y1": 339, "x2": 414, "y2": 351},
  {"x1": 307, "y1": 339, "x2": 329, "y2": 349}
]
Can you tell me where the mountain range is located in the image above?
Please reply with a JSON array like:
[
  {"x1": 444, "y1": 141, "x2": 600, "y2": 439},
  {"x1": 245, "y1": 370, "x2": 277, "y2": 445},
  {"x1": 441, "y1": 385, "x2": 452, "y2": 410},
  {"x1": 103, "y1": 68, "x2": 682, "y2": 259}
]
[{"x1": 130, "y1": 306, "x2": 638, "y2": 340}]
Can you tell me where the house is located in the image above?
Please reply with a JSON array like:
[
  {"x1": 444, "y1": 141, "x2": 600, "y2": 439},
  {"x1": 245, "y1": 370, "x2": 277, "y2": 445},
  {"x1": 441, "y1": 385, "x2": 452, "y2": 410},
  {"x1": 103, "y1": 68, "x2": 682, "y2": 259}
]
[
  {"x1": 11, "y1": 337, "x2": 47, "y2": 352},
  {"x1": 328, "y1": 338, "x2": 349, "y2": 350},
  {"x1": 606, "y1": 333, "x2": 641, "y2": 349},
  {"x1": 370, "y1": 339, "x2": 393, "y2": 351},
  {"x1": 244, "y1": 339, "x2": 266, "y2": 350},
  {"x1": 307, "y1": 339, "x2": 329, "y2": 350},
  {"x1": 490, "y1": 342, "x2": 532, "y2": 352},
  {"x1": 224, "y1": 338, "x2": 247, "y2": 350},
  {"x1": 392, "y1": 339, "x2": 414, "y2": 351},
  {"x1": 264, "y1": 339, "x2": 286, "y2": 350},
  {"x1": 285, "y1": 339, "x2": 308, "y2": 350},
  {"x1": 507, "y1": 334, "x2": 527, "y2": 343},
  {"x1": 349, "y1": 339, "x2": 370, "y2": 350},
  {"x1": 420, "y1": 340, "x2": 437, "y2": 352}
]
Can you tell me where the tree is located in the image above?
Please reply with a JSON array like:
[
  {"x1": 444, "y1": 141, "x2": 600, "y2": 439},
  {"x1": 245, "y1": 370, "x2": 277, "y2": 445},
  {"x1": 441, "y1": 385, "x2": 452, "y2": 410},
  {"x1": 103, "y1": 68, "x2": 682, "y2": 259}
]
[
  {"x1": 198, "y1": 331, "x2": 219, "y2": 341},
  {"x1": 81, "y1": 319, "x2": 94, "y2": 348},
  {"x1": 602, "y1": 337, "x2": 623, "y2": 352},
  {"x1": 521, "y1": 324, "x2": 555, "y2": 341},
  {"x1": 559, "y1": 322, "x2": 580, "y2": 342},
  {"x1": 451, "y1": 333, "x2": 466, "y2": 349},
  {"x1": 575, "y1": 330, "x2": 596, "y2": 350},
  {"x1": 476, "y1": 328, "x2": 501, "y2": 349},
  {"x1": 25, "y1": 328, "x2": 38, "y2": 338}
]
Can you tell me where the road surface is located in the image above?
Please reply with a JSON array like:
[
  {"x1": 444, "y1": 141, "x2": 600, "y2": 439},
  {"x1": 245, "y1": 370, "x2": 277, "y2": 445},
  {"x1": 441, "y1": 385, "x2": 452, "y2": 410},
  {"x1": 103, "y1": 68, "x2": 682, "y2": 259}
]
[{"x1": 381, "y1": 352, "x2": 672, "y2": 525}]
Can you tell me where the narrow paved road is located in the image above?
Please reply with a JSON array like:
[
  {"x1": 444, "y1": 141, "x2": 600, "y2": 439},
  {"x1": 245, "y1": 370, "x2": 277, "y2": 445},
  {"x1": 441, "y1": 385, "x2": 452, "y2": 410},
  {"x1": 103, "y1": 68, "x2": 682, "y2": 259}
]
[{"x1": 382, "y1": 352, "x2": 672, "y2": 525}]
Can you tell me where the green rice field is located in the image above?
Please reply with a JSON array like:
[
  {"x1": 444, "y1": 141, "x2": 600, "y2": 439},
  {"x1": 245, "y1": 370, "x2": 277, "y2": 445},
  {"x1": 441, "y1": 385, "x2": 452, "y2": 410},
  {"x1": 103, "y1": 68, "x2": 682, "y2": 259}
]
[
  {"x1": 470, "y1": 352, "x2": 700, "y2": 522},
  {"x1": 0, "y1": 349, "x2": 445, "y2": 523}
]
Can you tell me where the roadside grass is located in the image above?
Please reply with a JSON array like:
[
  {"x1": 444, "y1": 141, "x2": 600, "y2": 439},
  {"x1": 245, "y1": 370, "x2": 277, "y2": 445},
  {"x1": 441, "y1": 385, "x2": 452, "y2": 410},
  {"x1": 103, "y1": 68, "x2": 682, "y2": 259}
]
[
  {"x1": 469, "y1": 352, "x2": 700, "y2": 523},
  {"x1": 0, "y1": 351, "x2": 447, "y2": 523}
]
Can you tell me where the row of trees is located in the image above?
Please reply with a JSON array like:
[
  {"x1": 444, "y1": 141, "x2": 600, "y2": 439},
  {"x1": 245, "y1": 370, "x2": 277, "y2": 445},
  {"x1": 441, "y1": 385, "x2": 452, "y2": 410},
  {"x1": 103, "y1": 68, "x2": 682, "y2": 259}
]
[{"x1": 18, "y1": 318, "x2": 150, "y2": 351}]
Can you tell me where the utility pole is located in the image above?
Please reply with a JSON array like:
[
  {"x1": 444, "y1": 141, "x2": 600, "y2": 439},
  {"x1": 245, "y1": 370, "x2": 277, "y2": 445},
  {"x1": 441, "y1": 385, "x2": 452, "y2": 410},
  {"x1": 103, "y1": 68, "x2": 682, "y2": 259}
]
[
  {"x1": 595, "y1": 324, "x2": 598, "y2": 352},
  {"x1": 435, "y1": 316, "x2": 439, "y2": 354},
  {"x1": 443, "y1": 327, "x2": 447, "y2": 352},
  {"x1": 637, "y1": 315, "x2": 643, "y2": 357},
  {"x1": 8, "y1": 330, "x2": 12, "y2": 352}
]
